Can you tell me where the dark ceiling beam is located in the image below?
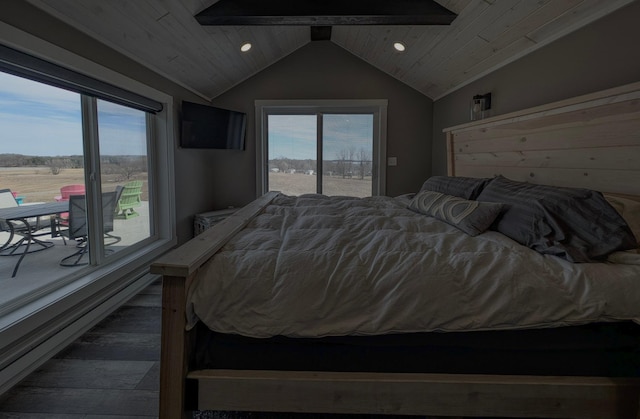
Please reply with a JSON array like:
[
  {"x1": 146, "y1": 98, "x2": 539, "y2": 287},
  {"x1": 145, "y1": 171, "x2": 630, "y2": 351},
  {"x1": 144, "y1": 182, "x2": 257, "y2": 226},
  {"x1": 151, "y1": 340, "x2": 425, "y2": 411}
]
[{"x1": 195, "y1": 0, "x2": 457, "y2": 26}]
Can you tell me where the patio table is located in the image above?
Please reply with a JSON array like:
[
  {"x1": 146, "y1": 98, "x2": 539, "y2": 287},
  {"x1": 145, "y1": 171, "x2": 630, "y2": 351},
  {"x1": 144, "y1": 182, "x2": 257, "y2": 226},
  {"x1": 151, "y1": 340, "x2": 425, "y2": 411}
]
[{"x1": 0, "y1": 201, "x2": 69, "y2": 277}]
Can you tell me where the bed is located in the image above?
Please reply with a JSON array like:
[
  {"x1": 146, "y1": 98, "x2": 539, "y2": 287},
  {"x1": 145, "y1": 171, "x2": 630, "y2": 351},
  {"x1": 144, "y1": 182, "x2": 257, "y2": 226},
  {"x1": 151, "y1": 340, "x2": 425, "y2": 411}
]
[{"x1": 151, "y1": 81, "x2": 640, "y2": 419}]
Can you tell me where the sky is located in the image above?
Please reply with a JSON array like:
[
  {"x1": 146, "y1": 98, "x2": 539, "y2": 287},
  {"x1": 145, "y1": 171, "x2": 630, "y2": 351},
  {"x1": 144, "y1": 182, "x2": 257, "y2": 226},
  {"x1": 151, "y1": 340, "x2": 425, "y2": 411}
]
[
  {"x1": 1, "y1": 70, "x2": 372, "y2": 160},
  {"x1": 0, "y1": 72, "x2": 147, "y2": 156},
  {"x1": 268, "y1": 113, "x2": 373, "y2": 161}
]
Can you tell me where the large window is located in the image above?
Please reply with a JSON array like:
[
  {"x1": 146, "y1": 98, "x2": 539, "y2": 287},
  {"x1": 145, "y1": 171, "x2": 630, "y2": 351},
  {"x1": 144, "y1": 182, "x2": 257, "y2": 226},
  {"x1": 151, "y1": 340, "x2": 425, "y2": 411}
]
[
  {"x1": 0, "y1": 41, "x2": 174, "y2": 321},
  {"x1": 0, "y1": 71, "x2": 156, "y2": 308},
  {"x1": 0, "y1": 26, "x2": 175, "y2": 397},
  {"x1": 256, "y1": 100, "x2": 387, "y2": 197}
]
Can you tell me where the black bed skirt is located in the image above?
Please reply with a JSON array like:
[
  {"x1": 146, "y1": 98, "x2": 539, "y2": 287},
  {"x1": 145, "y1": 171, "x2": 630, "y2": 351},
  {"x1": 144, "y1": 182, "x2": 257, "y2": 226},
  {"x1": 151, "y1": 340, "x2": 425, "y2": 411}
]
[{"x1": 191, "y1": 321, "x2": 640, "y2": 377}]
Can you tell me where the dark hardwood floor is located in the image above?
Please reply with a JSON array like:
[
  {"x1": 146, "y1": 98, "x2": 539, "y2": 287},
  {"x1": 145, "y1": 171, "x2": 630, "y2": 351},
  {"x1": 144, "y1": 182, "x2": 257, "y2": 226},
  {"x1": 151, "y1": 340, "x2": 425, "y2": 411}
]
[
  {"x1": 0, "y1": 280, "x2": 162, "y2": 418},
  {"x1": 0, "y1": 281, "x2": 438, "y2": 419}
]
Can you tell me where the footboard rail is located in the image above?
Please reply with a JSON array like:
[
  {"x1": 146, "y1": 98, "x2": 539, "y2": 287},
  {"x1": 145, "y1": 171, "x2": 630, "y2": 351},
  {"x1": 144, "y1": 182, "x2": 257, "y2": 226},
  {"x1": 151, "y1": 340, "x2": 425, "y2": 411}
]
[
  {"x1": 150, "y1": 191, "x2": 279, "y2": 419},
  {"x1": 188, "y1": 370, "x2": 640, "y2": 418}
]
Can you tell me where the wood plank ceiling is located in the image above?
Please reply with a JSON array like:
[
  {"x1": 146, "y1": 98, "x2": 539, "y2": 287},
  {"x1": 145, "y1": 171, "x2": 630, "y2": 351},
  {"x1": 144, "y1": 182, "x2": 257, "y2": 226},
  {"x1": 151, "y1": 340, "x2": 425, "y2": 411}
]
[{"x1": 25, "y1": 0, "x2": 637, "y2": 101}]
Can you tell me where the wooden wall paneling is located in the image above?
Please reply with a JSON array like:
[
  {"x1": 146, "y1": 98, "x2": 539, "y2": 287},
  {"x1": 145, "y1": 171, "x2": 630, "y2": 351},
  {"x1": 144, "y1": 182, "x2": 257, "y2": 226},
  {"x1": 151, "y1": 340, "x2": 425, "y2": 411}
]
[
  {"x1": 345, "y1": 26, "x2": 369, "y2": 54},
  {"x1": 43, "y1": 0, "x2": 224, "y2": 98},
  {"x1": 487, "y1": 0, "x2": 582, "y2": 50},
  {"x1": 140, "y1": 1, "x2": 244, "y2": 85},
  {"x1": 455, "y1": 118, "x2": 640, "y2": 155},
  {"x1": 455, "y1": 145, "x2": 640, "y2": 171},
  {"x1": 445, "y1": 81, "x2": 640, "y2": 196},
  {"x1": 478, "y1": 0, "x2": 558, "y2": 44},
  {"x1": 429, "y1": 0, "x2": 550, "y2": 86},
  {"x1": 246, "y1": 27, "x2": 307, "y2": 62},
  {"x1": 218, "y1": 26, "x2": 266, "y2": 73},
  {"x1": 356, "y1": 28, "x2": 386, "y2": 63},
  {"x1": 527, "y1": 0, "x2": 634, "y2": 44},
  {"x1": 452, "y1": 99, "x2": 640, "y2": 143},
  {"x1": 443, "y1": 37, "x2": 535, "y2": 95},
  {"x1": 403, "y1": 0, "x2": 499, "y2": 81},
  {"x1": 424, "y1": 36, "x2": 496, "y2": 90},
  {"x1": 140, "y1": 0, "x2": 273, "y2": 82}
]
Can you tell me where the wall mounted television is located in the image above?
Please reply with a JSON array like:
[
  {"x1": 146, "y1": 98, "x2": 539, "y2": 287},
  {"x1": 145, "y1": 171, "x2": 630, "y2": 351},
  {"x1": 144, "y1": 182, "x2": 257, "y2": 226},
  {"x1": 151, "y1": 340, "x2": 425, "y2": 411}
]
[{"x1": 180, "y1": 101, "x2": 246, "y2": 150}]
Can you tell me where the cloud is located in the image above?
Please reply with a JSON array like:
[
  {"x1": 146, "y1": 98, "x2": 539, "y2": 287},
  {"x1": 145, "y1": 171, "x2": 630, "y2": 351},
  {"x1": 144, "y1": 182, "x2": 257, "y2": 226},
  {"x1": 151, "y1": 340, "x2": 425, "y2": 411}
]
[
  {"x1": 267, "y1": 114, "x2": 373, "y2": 160},
  {"x1": 0, "y1": 72, "x2": 147, "y2": 156}
]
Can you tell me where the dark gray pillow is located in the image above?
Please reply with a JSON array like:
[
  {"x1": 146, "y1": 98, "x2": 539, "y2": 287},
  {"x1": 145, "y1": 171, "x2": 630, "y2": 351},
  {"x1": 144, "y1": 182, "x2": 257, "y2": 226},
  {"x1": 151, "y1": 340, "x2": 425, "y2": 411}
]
[
  {"x1": 420, "y1": 176, "x2": 490, "y2": 200},
  {"x1": 408, "y1": 191, "x2": 504, "y2": 236},
  {"x1": 476, "y1": 176, "x2": 637, "y2": 262}
]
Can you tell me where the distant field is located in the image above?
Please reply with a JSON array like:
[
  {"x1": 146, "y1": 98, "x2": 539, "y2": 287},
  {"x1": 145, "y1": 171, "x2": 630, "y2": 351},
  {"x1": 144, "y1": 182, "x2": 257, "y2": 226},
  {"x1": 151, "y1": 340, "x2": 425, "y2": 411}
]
[
  {"x1": 269, "y1": 172, "x2": 372, "y2": 197},
  {"x1": 0, "y1": 167, "x2": 148, "y2": 203},
  {"x1": 0, "y1": 167, "x2": 366, "y2": 204}
]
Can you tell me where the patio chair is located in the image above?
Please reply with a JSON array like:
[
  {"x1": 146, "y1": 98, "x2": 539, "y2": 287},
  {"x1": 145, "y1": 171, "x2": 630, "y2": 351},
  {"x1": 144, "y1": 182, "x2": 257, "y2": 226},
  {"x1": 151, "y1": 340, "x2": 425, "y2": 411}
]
[
  {"x1": 0, "y1": 189, "x2": 47, "y2": 251},
  {"x1": 115, "y1": 180, "x2": 142, "y2": 219},
  {"x1": 0, "y1": 188, "x2": 18, "y2": 210},
  {"x1": 0, "y1": 189, "x2": 20, "y2": 246},
  {"x1": 55, "y1": 184, "x2": 85, "y2": 202},
  {"x1": 59, "y1": 191, "x2": 121, "y2": 267},
  {"x1": 54, "y1": 184, "x2": 86, "y2": 227}
]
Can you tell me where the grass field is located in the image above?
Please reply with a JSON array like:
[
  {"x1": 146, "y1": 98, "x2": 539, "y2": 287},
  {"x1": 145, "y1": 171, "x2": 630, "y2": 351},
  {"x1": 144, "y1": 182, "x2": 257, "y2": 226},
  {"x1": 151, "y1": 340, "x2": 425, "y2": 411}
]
[
  {"x1": 269, "y1": 172, "x2": 372, "y2": 197},
  {"x1": 0, "y1": 167, "x2": 148, "y2": 204},
  {"x1": 0, "y1": 167, "x2": 367, "y2": 204}
]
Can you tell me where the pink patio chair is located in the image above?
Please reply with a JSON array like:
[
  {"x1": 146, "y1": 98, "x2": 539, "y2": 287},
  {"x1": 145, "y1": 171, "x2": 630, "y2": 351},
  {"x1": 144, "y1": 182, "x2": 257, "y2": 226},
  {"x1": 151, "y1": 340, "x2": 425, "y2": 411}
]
[
  {"x1": 54, "y1": 184, "x2": 86, "y2": 238},
  {"x1": 55, "y1": 184, "x2": 85, "y2": 202}
]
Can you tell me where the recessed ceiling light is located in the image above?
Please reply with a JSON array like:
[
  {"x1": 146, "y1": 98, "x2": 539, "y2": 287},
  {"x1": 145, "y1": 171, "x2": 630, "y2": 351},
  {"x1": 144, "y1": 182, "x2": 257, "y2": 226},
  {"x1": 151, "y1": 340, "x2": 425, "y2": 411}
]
[
  {"x1": 240, "y1": 42, "x2": 252, "y2": 52},
  {"x1": 393, "y1": 42, "x2": 406, "y2": 52}
]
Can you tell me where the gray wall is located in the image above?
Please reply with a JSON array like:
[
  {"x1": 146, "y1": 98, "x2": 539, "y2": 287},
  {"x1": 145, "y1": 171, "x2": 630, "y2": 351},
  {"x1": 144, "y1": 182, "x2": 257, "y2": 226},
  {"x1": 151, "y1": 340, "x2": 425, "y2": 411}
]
[
  {"x1": 432, "y1": 0, "x2": 640, "y2": 176},
  {"x1": 207, "y1": 41, "x2": 433, "y2": 208}
]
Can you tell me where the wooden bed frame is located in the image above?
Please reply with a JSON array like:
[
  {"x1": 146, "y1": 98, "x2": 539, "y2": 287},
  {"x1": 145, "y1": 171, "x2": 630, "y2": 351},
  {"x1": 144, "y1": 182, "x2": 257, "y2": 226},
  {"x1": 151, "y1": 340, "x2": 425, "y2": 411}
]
[{"x1": 151, "y1": 81, "x2": 640, "y2": 419}]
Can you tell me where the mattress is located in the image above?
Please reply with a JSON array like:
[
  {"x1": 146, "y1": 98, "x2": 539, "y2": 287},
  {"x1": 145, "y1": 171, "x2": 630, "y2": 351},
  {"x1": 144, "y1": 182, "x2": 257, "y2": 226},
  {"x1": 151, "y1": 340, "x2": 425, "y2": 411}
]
[{"x1": 186, "y1": 193, "x2": 640, "y2": 338}]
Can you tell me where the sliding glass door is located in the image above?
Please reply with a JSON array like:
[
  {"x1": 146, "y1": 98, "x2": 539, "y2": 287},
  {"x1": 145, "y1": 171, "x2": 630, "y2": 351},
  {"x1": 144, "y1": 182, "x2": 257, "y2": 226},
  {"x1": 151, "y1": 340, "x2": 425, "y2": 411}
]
[
  {"x1": 267, "y1": 114, "x2": 317, "y2": 195},
  {"x1": 97, "y1": 99, "x2": 151, "y2": 256},
  {"x1": 259, "y1": 100, "x2": 387, "y2": 197},
  {"x1": 321, "y1": 114, "x2": 373, "y2": 197}
]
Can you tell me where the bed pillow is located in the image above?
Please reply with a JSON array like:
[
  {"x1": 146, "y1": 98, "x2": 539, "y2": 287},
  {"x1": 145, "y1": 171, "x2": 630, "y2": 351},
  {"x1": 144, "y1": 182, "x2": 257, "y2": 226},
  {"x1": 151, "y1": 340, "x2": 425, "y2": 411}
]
[
  {"x1": 604, "y1": 194, "x2": 640, "y2": 247},
  {"x1": 408, "y1": 190, "x2": 504, "y2": 236},
  {"x1": 476, "y1": 176, "x2": 637, "y2": 262},
  {"x1": 419, "y1": 176, "x2": 490, "y2": 200}
]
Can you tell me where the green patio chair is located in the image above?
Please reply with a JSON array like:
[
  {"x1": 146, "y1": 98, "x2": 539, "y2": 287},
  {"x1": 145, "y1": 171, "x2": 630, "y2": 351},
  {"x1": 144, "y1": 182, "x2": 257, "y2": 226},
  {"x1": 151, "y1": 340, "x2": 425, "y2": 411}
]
[{"x1": 115, "y1": 180, "x2": 143, "y2": 219}]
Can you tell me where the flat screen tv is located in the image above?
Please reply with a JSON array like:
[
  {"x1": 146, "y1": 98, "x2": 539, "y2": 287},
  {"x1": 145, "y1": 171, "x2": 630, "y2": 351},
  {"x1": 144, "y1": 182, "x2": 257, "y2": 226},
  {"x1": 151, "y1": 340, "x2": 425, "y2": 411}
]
[{"x1": 180, "y1": 101, "x2": 246, "y2": 150}]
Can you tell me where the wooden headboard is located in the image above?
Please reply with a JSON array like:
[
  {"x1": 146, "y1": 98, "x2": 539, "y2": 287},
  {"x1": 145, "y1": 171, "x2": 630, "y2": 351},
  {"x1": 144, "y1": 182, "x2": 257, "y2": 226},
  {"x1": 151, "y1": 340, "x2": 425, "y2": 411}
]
[{"x1": 443, "y1": 81, "x2": 640, "y2": 197}]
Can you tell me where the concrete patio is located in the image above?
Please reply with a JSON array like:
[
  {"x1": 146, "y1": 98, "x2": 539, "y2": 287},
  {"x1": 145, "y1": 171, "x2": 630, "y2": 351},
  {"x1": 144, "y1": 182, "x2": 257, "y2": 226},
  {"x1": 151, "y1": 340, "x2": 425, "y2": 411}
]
[{"x1": 0, "y1": 202, "x2": 151, "y2": 308}]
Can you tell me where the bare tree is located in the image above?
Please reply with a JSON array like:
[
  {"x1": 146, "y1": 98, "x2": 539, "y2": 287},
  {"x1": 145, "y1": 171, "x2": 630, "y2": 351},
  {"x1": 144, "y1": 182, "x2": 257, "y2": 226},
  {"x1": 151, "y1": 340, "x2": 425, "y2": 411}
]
[
  {"x1": 48, "y1": 157, "x2": 64, "y2": 175},
  {"x1": 356, "y1": 148, "x2": 371, "y2": 180},
  {"x1": 335, "y1": 147, "x2": 356, "y2": 178}
]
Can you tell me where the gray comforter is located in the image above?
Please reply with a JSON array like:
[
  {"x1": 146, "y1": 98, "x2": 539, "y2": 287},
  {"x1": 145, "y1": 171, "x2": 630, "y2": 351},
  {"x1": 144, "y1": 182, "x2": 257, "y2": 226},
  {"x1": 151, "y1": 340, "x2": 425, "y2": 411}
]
[{"x1": 186, "y1": 194, "x2": 640, "y2": 338}]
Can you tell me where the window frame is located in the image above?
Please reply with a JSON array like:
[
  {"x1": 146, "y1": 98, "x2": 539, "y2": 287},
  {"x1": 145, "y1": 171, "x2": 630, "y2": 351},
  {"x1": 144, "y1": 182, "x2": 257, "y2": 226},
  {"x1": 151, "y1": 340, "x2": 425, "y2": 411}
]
[
  {"x1": 255, "y1": 99, "x2": 388, "y2": 197},
  {"x1": 0, "y1": 20, "x2": 176, "y2": 394}
]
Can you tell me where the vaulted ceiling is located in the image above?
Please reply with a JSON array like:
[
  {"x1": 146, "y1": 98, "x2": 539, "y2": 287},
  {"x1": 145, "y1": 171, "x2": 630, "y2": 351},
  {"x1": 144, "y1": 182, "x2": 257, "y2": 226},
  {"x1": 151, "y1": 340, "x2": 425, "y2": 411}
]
[{"x1": 26, "y1": 0, "x2": 635, "y2": 101}]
